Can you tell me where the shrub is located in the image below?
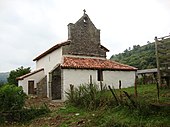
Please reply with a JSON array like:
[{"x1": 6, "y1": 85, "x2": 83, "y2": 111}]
[
  {"x1": 2, "y1": 104, "x2": 50, "y2": 123},
  {"x1": 0, "y1": 84, "x2": 27, "y2": 112},
  {"x1": 12, "y1": 104, "x2": 50, "y2": 122},
  {"x1": 0, "y1": 85, "x2": 50, "y2": 124},
  {"x1": 66, "y1": 83, "x2": 110, "y2": 110}
]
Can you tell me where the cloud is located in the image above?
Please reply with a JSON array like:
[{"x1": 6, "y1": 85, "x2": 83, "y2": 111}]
[{"x1": 0, "y1": 0, "x2": 170, "y2": 72}]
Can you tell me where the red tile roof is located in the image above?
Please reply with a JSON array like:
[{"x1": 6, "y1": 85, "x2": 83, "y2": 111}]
[
  {"x1": 16, "y1": 68, "x2": 44, "y2": 80},
  {"x1": 33, "y1": 41, "x2": 71, "y2": 61},
  {"x1": 61, "y1": 57, "x2": 137, "y2": 71}
]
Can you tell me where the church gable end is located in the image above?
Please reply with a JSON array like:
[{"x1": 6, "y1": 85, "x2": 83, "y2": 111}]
[{"x1": 63, "y1": 10, "x2": 108, "y2": 58}]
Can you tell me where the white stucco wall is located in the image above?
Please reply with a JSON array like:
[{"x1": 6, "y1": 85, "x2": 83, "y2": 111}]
[
  {"x1": 102, "y1": 71, "x2": 136, "y2": 89},
  {"x1": 62, "y1": 69, "x2": 136, "y2": 100},
  {"x1": 62, "y1": 69, "x2": 97, "y2": 100},
  {"x1": 36, "y1": 47, "x2": 62, "y2": 97},
  {"x1": 18, "y1": 70, "x2": 45, "y2": 94},
  {"x1": 36, "y1": 48, "x2": 62, "y2": 75}
]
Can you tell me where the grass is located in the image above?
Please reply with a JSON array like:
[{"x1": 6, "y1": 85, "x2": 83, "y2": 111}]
[
  {"x1": 57, "y1": 84, "x2": 170, "y2": 127},
  {"x1": 2, "y1": 84, "x2": 170, "y2": 127},
  {"x1": 120, "y1": 84, "x2": 170, "y2": 103},
  {"x1": 56, "y1": 105, "x2": 170, "y2": 127}
]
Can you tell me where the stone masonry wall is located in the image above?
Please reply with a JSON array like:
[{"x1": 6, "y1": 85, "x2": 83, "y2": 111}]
[
  {"x1": 37, "y1": 76, "x2": 47, "y2": 97},
  {"x1": 63, "y1": 14, "x2": 107, "y2": 58}
]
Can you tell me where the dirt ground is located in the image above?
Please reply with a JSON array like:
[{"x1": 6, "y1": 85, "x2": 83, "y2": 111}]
[
  {"x1": 25, "y1": 95, "x2": 64, "y2": 111},
  {"x1": 24, "y1": 96, "x2": 65, "y2": 127},
  {"x1": 4, "y1": 96, "x2": 84, "y2": 127}
]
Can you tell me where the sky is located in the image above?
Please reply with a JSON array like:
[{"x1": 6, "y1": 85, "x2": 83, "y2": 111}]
[{"x1": 0, "y1": 0, "x2": 170, "y2": 72}]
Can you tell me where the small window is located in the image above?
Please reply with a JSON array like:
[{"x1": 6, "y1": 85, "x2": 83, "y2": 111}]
[
  {"x1": 83, "y1": 17, "x2": 88, "y2": 23},
  {"x1": 97, "y1": 70, "x2": 103, "y2": 81},
  {"x1": 83, "y1": 19, "x2": 87, "y2": 23},
  {"x1": 28, "y1": 80, "x2": 35, "y2": 94},
  {"x1": 83, "y1": 17, "x2": 88, "y2": 27}
]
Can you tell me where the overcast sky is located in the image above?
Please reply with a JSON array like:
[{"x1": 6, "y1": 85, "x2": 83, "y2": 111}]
[{"x1": 0, "y1": 0, "x2": 170, "y2": 72}]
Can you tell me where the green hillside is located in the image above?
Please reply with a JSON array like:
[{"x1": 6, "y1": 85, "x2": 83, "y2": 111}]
[
  {"x1": 110, "y1": 43, "x2": 156, "y2": 69},
  {"x1": 0, "y1": 72, "x2": 9, "y2": 84}
]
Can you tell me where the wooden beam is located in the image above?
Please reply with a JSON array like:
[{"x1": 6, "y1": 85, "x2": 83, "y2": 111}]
[
  {"x1": 157, "y1": 35, "x2": 170, "y2": 40},
  {"x1": 158, "y1": 55, "x2": 170, "y2": 61},
  {"x1": 155, "y1": 36, "x2": 161, "y2": 87},
  {"x1": 160, "y1": 62, "x2": 170, "y2": 66}
]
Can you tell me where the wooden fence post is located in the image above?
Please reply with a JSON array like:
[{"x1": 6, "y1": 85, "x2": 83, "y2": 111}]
[
  {"x1": 90, "y1": 75, "x2": 92, "y2": 86},
  {"x1": 155, "y1": 36, "x2": 160, "y2": 101},
  {"x1": 119, "y1": 80, "x2": 122, "y2": 101},
  {"x1": 100, "y1": 81, "x2": 103, "y2": 91},
  {"x1": 153, "y1": 73, "x2": 159, "y2": 101},
  {"x1": 108, "y1": 85, "x2": 119, "y2": 106},
  {"x1": 155, "y1": 36, "x2": 161, "y2": 87},
  {"x1": 70, "y1": 84, "x2": 74, "y2": 101},
  {"x1": 123, "y1": 91, "x2": 137, "y2": 108},
  {"x1": 134, "y1": 75, "x2": 138, "y2": 98}
]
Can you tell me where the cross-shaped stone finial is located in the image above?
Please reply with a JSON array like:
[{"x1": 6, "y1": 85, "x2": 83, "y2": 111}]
[{"x1": 83, "y1": 9, "x2": 86, "y2": 14}]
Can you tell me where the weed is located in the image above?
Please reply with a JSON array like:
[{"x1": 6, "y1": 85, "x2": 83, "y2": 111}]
[
  {"x1": 64, "y1": 84, "x2": 170, "y2": 127},
  {"x1": 66, "y1": 83, "x2": 111, "y2": 110}
]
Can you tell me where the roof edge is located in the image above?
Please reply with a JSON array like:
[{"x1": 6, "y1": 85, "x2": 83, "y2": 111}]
[
  {"x1": 100, "y1": 45, "x2": 109, "y2": 52},
  {"x1": 16, "y1": 68, "x2": 44, "y2": 80},
  {"x1": 61, "y1": 66, "x2": 137, "y2": 71},
  {"x1": 111, "y1": 60, "x2": 138, "y2": 70},
  {"x1": 33, "y1": 40, "x2": 71, "y2": 61}
]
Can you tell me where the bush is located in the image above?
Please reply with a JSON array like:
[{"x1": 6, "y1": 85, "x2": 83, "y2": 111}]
[
  {"x1": 0, "y1": 85, "x2": 50, "y2": 124},
  {"x1": 1, "y1": 104, "x2": 50, "y2": 123},
  {"x1": 10, "y1": 104, "x2": 50, "y2": 123},
  {"x1": 0, "y1": 84, "x2": 27, "y2": 112}
]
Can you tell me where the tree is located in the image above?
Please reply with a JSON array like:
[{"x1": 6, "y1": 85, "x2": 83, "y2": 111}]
[
  {"x1": 0, "y1": 81, "x2": 4, "y2": 87},
  {"x1": 7, "y1": 66, "x2": 31, "y2": 86},
  {"x1": 110, "y1": 43, "x2": 156, "y2": 69},
  {"x1": 0, "y1": 84, "x2": 27, "y2": 112}
]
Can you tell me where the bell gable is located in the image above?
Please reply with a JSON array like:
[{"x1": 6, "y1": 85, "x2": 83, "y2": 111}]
[{"x1": 63, "y1": 10, "x2": 109, "y2": 58}]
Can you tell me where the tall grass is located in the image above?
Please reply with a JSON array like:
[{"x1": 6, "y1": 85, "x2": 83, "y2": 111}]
[
  {"x1": 66, "y1": 83, "x2": 170, "y2": 115},
  {"x1": 66, "y1": 83, "x2": 114, "y2": 110},
  {"x1": 64, "y1": 84, "x2": 170, "y2": 126}
]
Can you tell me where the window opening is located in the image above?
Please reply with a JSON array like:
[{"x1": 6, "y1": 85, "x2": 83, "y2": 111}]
[{"x1": 97, "y1": 70, "x2": 103, "y2": 81}]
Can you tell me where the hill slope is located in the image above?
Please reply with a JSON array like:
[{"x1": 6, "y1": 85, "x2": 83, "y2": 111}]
[
  {"x1": 0, "y1": 72, "x2": 9, "y2": 84},
  {"x1": 110, "y1": 43, "x2": 156, "y2": 69}
]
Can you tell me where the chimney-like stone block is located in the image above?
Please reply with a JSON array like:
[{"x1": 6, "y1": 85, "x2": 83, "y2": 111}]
[{"x1": 67, "y1": 23, "x2": 74, "y2": 40}]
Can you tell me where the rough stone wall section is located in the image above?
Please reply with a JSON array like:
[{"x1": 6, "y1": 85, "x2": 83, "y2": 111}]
[
  {"x1": 37, "y1": 76, "x2": 47, "y2": 97},
  {"x1": 63, "y1": 13, "x2": 107, "y2": 58},
  {"x1": 51, "y1": 66, "x2": 62, "y2": 100}
]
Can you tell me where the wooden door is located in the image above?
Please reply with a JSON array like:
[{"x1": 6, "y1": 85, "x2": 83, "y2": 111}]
[
  {"x1": 51, "y1": 67, "x2": 61, "y2": 100},
  {"x1": 28, "y1": 80, "x2": 34, "y2": 94}
]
